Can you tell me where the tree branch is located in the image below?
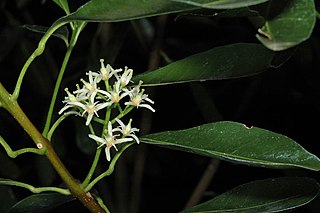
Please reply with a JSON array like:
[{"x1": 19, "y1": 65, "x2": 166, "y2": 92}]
[{"x1": 0, "y1": 82, "x2": 105, "y2": 213}]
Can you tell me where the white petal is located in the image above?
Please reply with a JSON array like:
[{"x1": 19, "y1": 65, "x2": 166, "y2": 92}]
[
  {"x1": 124, "y1": 102, "x2": 133, "y2": 107},
  {"x1": 98, "y1": 89, "x2": 110, "y2": 97},
  {"x1": 131, "y1": 134, "x2": 140, "y2": 144},
  {"x1": 114, "y1": 137, "x2": 133, "y2": 145},
  {"x1": 105, "y1": 147, "x2": 111, "y2": 161},
  {"x1": 131, "y1": 127, "x2": 139, "y2": 132},
  {"x1": 63, "y1": 111, "x2": 81, "y2": 116},
  {"x1": 107, "y1": 122, "x2": 113, "y2": 136},
  {"x1": 112, "y1": 143, "x2": 118, "y2": 151},
  {"x1": 115, "y1": 118, "x2": 125, "y2": 128},
  {"x1": 96, "y1": 102, "x2": 112, "y2": 111},
  {"x1": 90, "y1": 91, "x2": 97, "y2": 103},
  {"x1": 89, "y1": 134, "x2": 106, "y2": 145},
  {"x1": 86, "y1": 113, "x2": 94, "y2": 126},
  {"x1": 97, "y1": 143, "x2": 105, "y2": 149},
  {"x1": 144, "y1": 97, "x2": 154, "y2": 104},
  {"x1": 113, "y1": 127, "x2": 122, "y2": 132},
  {"x1": 69, "y1": 101, "x2": 87, "y2": 111},
  {"x1": 58, "y1": 105, "x2": 73, "y2": 114},
  {"x1": 138, "y1": 104, "x2": 155, "y2": 112}
]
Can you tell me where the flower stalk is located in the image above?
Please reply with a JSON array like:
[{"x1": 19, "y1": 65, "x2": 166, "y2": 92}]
[{"x1": 42, "y1": 21, "x2": 86, "y2": 136}]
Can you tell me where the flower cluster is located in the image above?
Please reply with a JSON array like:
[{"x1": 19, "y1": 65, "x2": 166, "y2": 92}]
[
  {"x1": 59, "y1": 59, "x2": 155, "y2": 161},
  {"x1": 88, "y1": 120, "x2": 139, "y2": 161}
]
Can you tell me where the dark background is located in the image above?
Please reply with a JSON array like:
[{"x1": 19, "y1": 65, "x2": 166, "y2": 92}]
[{"x1": 1, "y1": 1, "x2": 320, "y2": 213}]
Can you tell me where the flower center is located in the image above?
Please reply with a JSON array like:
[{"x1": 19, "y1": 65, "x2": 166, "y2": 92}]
[
  {"x1": 86, "y1": 104, "x2": 96, "y2": 114},
  {"x1": 131, "y1": 96, "x2": 142, "y2": 106},
  {"x1": 105, "y1": 135, "x2": 115, "y2": 147},
  {"x1": 111, "y1": 92, "x2": 120, "y2": 103}
]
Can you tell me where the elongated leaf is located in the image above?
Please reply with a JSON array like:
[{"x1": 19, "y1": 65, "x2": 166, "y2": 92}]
[
  {"x1": 172, "y1": 0, "x2": 270, "y2": 9},
  {"x1": 65, "y1": 0, "x2": 196, "y2": 22},
  {"x1": 58, "y1": 0, "x2": 275, "y2": 25},
  {"x1": 23, "y1": 25, "x2": 69, "y2": 46},
  {"x1": 176, "y1": 7, "x2": 260, "y2": 20},
  {"x1": 141, "y1": 121, "x2": 320, "y2": 171},
  {"x1": 53, "y1": 0, "x2": 70, "y2": 14},
  {"x1": 64, "y1": 0, "x2": 272, "y2": 23},
  {"x1": 181, "y1": 177, "x2": 320, "y2": 212},
  {"x1": 9, "y1": 193, "x2": 75, "y2": 213},
  {"x1": 214, "y1": 8, "x2": 260, "y2": 18},
  {"x1": 133, "y1": 43, "x2": 274, "y2": 86},
  {"x1": 256, "y1": 0, "x2": 316, "y2": 51}
]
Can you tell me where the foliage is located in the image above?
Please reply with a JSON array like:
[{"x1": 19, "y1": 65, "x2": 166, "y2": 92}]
[{"x1": 0, "y1": 0, "x2": 320, "y2": 212}]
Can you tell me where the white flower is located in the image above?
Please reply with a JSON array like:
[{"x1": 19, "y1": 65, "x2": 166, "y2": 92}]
[
  {"x1": 117, "y1": 66, "x2": 133, "y2": 88},
  {"x1": 124, "y1": 81, "x2": 155, "y2": 112},
  {"x1": 99, "y1": 59, "x2": 122, "y2": 81},
  {"x1": 62, "y1": 88, "x2": 77, "y2": 103},
  {"x1": 60, "y1": 94, "x2": 111, "y2": 126},
  {"x1": 89, "y1": 122, "x2": 133, "y2": 161},
  {"x1": 74, "y1": 71, "x2": 109, "y2": 100},
  {"x1": 73, "y1": 84, "x2": 88, "y2": 101},
  {"x1": 59, "y1": 88, "x2": 82, "y2": 115},
  {"x1": 114, "y1": 118, "x2": 140, "y2": 144},
  {"x1": 104, "y1": 81, "x2": 128, "y2": 104},
  {"x1": 58, "y1": 103, "x2": 76, "y2": 115}
]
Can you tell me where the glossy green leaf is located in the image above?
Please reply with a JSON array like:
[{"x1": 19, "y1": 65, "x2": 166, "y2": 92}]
[
  {"x1": 23, "y1": 25, "x2": 69, "y2": 46},
  {"x1": 133, "y1": 43, "x2": 274, "y2": 86},
  {"x1": 64, "y1": 0, "x2": 272, "y2": 23},
  {"x1": 141, "y1": 121, "x2": 320, "y2": 171},
  {"x1": 65, "y1": 0, "x2": 196, "y2": 22},
  {"x1": 176, "y1": 8, "x2": 260, "y2": 21},
  {"x1": 52, "y1": 0, "x2": 70, "y2": 14},
  {"x1": 214, "y1": 7, "x2": 260, "y2": 18},
  {"x1": 181, "y1": 177, "x2": 320, "y2": 212},
  {"x1": 9, "y1": 193, "x2": 75, "y2": 213},
  {"x1": 172, "y1": 0, "x2": 270, "y2": 9},
  {"x1": 256, "y1": 0, "x2": 316, "y2": 51}
]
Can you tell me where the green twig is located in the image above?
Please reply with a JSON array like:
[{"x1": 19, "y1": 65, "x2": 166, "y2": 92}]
[
  {"x1": 43, "y1": 21, "x2": 86, "y2": 136},
  {"x1": 82, "y1": 148, "x2": 102, "y2": 188},
  {"x1": 42, "y1": 43, "x2": 74, "y2": 136},
  {"x1": 82, "y1": 105, "x2": 135, "y2": 188},
  {"x1": 93, "y1": 117, "x2": 106, "y2": 125},
  {"x1": 94, "y1": 194, "x2": 110, "y2": 213},
  {"x1": 0, "y1": 178, "x2": 70, "y2": 195},
  {"x1": 81, "y1": 123, "x2": 101, "y2": 187},
  {"x1": 81, "y1": 123, "x2": 102, "y2": 188},
  {"x1": 13, "y1": 19, "x2": 68, "y2": 100},
  {"x1": 47, "y1": 113, "x2": 70, "y2": 141},
  {"x1": 111, "y1": 106, "x2": 134, "y2": 124},
  {"x1": 0, "y1": 135, "x2": 45, "y2": 157},
  {"x1": 85, "y1": 142, "x2": 134, "y2": 192}
]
